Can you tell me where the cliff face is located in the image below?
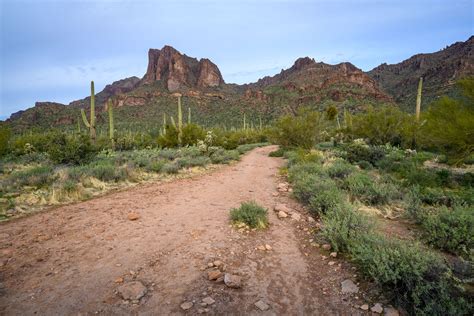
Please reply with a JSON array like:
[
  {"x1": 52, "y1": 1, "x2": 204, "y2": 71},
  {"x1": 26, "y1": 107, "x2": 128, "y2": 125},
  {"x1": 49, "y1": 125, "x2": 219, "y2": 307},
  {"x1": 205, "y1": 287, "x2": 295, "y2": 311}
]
[
  {"x1": 368, "y1": 36, "x2": 474, "y2": 110},
  {"x1": 142, "y1": 46, "x2": 224, "y2": 91},
  {"x1": 243, "y1": 57, "x2": 392, "y2": 108}
]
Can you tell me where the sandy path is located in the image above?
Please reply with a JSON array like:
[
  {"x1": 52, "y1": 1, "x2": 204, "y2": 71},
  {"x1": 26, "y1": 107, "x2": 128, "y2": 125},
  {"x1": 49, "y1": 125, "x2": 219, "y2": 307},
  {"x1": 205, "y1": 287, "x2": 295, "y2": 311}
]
[{"x1": 0, "y1": 146, "x2": 361, "y2": 315}]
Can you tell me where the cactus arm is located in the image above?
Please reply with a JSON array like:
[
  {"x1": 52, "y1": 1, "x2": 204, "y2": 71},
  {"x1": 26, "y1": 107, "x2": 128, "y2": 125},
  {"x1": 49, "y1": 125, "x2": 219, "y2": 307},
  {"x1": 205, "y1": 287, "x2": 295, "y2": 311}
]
[
  {"x1": 170, "y1": 116, "x2": 176, "y2": 128},
  {"x1": 81, "y1": 109, "x2": 91, "y2": 128}
]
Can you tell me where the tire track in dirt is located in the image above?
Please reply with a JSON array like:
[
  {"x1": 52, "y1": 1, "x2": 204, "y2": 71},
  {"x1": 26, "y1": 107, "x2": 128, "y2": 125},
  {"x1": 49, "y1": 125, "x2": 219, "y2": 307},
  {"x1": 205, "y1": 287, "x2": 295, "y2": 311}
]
[{"x1": 0, "y1": 146, "x2": 361, "y2": 315}]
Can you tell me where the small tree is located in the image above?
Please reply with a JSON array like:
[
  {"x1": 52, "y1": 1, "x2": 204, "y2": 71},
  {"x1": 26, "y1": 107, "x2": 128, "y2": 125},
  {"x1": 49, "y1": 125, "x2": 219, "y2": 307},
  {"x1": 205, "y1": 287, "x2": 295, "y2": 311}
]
[
  {"x1": 269, "y1": 108, "x2": 326, "y2": 149},
  {"x1": 420, "y1": 78, "x2": 474, "y2": 165}
]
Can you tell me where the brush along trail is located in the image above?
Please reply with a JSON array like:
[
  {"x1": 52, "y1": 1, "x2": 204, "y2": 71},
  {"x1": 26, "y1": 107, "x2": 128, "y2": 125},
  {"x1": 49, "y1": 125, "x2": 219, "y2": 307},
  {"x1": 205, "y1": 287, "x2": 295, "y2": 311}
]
[{"x1": 0, "y1": 146, "x2": 366, "y2": 315}]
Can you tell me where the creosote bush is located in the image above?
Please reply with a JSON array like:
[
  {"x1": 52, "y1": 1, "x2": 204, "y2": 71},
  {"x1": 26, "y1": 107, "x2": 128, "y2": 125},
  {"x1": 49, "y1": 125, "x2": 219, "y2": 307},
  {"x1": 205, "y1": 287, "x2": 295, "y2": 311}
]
[{"x1": 230, "y1": 201, "x2": 268, "y2": 229}]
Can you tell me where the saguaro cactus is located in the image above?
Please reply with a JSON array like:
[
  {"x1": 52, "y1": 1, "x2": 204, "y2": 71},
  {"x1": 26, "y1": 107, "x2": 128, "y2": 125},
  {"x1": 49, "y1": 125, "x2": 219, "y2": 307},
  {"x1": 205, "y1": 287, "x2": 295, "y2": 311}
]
[
  {"x1": 81, "y1": 81, "x2": 96, "y2": 142},
  {"x1": 188, "y1": 107, "x2": 191, "y2": 124},
  {"x1": 107, "y1": 99, "x2": 115, "y2": 147},
  {"x1": 162, "y1": 113, "x2": 167, "y2": 135},
  {"x1": 243, "y1": 113, "x2": 247, "y2": 130},
  {"x1": 416, "y1": 77, "x2": 423, "y2": 121},
  {"x1": 177, "y1": 95, "x2": 183, "y2": 145}
]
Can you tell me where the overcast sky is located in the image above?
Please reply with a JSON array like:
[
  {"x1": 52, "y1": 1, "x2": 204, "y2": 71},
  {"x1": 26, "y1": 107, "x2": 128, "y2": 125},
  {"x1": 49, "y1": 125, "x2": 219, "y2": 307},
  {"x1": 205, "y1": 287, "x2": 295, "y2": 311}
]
[{"x1": 1, "y1": 0, "x2": 472, "y2": 119}]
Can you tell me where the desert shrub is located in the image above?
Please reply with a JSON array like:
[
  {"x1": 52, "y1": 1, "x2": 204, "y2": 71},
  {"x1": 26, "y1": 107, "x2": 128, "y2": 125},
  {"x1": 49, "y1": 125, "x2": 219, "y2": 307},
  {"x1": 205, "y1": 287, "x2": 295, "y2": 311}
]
[
  {"x1": 236, "y1": 143, "x2": 267, "y2": 154},
  {"x1": 420, "y1": 78, "x2": 474, "y2": 165},
  {"x1": 0, "y1": 125, "x2": 11, "y2": 157},
  {"x1": 268, "y1": 108, "x2": 327, "y2": 149},
  {"x1": 181, "y1": 124, "x2": 206, "y2": 146},
  {"x1": 161, "y1": 162, "x2": 180, "y2": 174},
  {"x1": 349, "y1": 105, "x2": 412, "y2": 146},
  {"x1": 157, "y1": 125, "x2": 180, "y2": 148},
  {"x1": 421, "y1": 205, "x2": 474, "y2": 258},
  {"x1": 343, "y1": 172, "x2": 399, "y2": 205},
  {"x1": 350, "y1": 235, "x2": 470, "y2": 315},
  {"x1": 86, "y1": 161, "x2": 127, "y2": 182},
  {"x1": 357, "y1": 160, "x2": 373, "y2": 170},
  {"x1": 308, "y1": 181, "x2": 346, "y2": 215},
  {"x1": 342, "y1": 141, "x2": 387, "y2": 166},
  {"x1": 286, "y1": 149, "x2": 322, "y2": 166},
  {"x1": 269, "y1": 147, "x2": 285, "y2": 157},
  {"x1": 230, "y1": 201, "x2": 268, "y2": 229},
  {"x1": 209, "y1": 149, "x2": 239, "y2": 164},
  {"x1": 288, "y1": 162, "x2": 325, "y2": 182},
  {"x1": 321, "y1": 203, "x2": 372, "y2": 252},
  {"x1": 147, "y1": 160, "x2": 166, "y2": 172},
  {"x1": 157, "y1": 148, "x2": 180, "y2": 160},
  {"x1": 404, "y1": 186, "x2": 429, "y2": 223},
  {"x1": 47, "y1": 134, "x2": 97, "y2": 165},
  {"x1": 327, "y1": 159, "x2": 356, "y2": 179},
  {"x1": 458, "y1": 172, "x2": 474, "y2": 187},
  {"x1": 290, "y1": 172, "x2": 324, "y2": 204},
  {"x1": 9, "y1": 165, "x2": 55, "y2": 188},
  {"x1": 176, "y1": 156, "x2": 210, "y2": 168}
]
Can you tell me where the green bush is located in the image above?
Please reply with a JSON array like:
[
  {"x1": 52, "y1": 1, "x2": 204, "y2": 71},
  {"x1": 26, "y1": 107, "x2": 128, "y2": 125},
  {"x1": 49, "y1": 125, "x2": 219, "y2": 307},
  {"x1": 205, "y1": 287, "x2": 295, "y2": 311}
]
[
  {"x1": 350, "y1": 235, "x2": 470, "y2": 315},
  {"x1": 176, "y1": 156, "x2": 210, "y2": 168},
  {"x1": 321, "y1": 203, "x2": 372, "y2": 252},
  {"x1": 421, "y1": 205, "x2": 474, "y2": 258},
  {"x1": 147, "y1": 160, "x2": 166, "y2": 172},
  {"x1": 420, "y1": 78, "x2": 474, "y2": 165},
  {"x1": 210, "y1": 149, "x2": 239, "y2": 164},
  {"x1": 161, "y1": 162, "x2": 180, "y2": 174},
  {"x1": 327, "y1": 159, "x2": 356, "y2": 179},
  {"x1": 268, "y1": 108, "x2": 327, "y2": 149},
  {"x1": 230, "y1": 201, "x2": 268, "y2": 229},
  {"x1": 343, "y1": 141, "x2": 387, "y2": 166},
  {"x1": 308, "y1": 182, "x2": 345, "y2": 215},
  {"x1": 0, "y1": 125, "x2": 11, "y2": 157},
  {"x1": 349, "y1": 105, "x2": 412, "y2": 146},
  {"x1": 157, "y1": 125, "x2": 180, "y2": 148},
  {"x1": 181, "y1": 124, "x2": 206, "y2": 146},
  {"x1": 269, "y1": 147, "x2": 285, "y2": 157},
  {"x1": 47, "y1": 134, "x2": 97, "y2": 165},
  {"x1": 86, "y1": 161, "x2": 127, "y2": 182},
  {"x1": 10, "y1": 165, "x2": 55, "y2": 188},
  {"x1": 236, "y1": 143, "x2": 267, "y2": 154},
  {"x1": 344, "y1": 172, "x2": 399, "y2": 205}
]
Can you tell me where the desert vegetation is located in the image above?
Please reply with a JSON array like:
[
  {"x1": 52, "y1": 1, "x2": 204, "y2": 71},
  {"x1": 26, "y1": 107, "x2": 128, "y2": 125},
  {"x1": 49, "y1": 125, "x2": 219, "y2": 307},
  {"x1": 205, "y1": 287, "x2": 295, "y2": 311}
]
[{"x1": 267, "y1": 78, "x2": 474, "y2": 315}]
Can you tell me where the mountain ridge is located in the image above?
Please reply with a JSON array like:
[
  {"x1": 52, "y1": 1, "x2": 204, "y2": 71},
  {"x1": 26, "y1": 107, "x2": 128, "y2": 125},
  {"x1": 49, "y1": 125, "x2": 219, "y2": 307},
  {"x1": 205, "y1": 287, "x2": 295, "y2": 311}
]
[{"x1": 4, "y1": 36, "x2": 473, "y2": 130}]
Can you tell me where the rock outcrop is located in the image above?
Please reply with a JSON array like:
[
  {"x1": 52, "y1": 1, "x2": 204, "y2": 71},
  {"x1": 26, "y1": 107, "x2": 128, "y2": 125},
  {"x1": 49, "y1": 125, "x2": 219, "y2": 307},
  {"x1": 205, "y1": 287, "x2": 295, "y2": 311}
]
[
  {"x1": 367, "y1": 35, "x2": 474, "y2": 110},
  {"x1": 142, "y1": 45, "x2": 224, "y2": 91}
]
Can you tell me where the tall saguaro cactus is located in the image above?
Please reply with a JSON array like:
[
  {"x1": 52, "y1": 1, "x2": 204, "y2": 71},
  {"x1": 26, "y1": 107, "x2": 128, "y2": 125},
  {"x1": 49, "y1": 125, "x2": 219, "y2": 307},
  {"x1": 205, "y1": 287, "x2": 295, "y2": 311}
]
[
  {"x1": 107, "y1": 99, "x2": 115, "y2": 147},
  {"x1": 81, "y1": 81, "x2": 96, "y2": 142},
  {"x1": 416, "y1": 77, "x2": 423, "y2": 121},
  {"x1": 188, "y1": 107, "x2": 191, "y2": 124},
  {"x1": 177, "y1": 95, "x2": 183, "y2": 145}
]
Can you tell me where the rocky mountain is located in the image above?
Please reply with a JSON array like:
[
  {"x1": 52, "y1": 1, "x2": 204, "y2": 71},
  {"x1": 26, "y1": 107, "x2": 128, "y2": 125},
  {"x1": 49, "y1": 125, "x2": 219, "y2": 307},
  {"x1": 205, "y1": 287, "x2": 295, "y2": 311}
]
[
  {"x1": 368, "y1": 36, "x2": 474, "y2": 111},
  {"x1": 142, "y1": 46, "x2": 224, "y2": 90},
  {"x1": 243, "y1": 57, "x2": 391, "y2": 111},
  {"x1": 6, "y1": 45, "x2": 395, "y2": 131}
]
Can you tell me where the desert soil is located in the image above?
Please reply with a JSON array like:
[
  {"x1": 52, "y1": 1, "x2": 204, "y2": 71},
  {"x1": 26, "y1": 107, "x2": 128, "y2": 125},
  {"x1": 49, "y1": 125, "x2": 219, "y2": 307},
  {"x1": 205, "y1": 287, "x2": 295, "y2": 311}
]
[{"x1": 0, "y1": 146, "x2": 367, "y2": 315}]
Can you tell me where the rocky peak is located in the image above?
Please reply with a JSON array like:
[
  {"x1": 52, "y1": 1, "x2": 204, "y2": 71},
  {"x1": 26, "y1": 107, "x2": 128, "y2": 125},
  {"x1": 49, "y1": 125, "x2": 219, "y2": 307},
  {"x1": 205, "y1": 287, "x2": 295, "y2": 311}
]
[
  {"x1": 292, "y1": 57, "x2": 316, "y2": 70},
  {"x1": 142, "y1": 45, "x2": 224, "y2": 91}
]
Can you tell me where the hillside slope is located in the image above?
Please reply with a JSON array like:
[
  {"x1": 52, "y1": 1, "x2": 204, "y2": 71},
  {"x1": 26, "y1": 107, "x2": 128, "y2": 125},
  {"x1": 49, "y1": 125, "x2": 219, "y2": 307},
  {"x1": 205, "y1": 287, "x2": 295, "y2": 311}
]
[{"x1": 368, "y1": 36, "x2": 474, "y2": 111}]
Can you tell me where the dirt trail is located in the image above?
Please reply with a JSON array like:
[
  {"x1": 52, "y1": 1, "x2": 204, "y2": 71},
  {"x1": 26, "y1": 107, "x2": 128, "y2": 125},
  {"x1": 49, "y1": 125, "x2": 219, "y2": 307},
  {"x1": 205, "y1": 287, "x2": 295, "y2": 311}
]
[{"x1": 0, "y1": 146, "x2": 362, "y2": 315}]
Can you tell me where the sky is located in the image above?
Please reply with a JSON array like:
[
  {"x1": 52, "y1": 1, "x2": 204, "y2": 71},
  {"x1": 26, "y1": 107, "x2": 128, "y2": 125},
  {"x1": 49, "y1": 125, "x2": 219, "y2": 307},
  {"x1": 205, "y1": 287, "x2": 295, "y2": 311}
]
[{"x1": 0, "y1": 0, "x2": 472, "y2": 120}]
